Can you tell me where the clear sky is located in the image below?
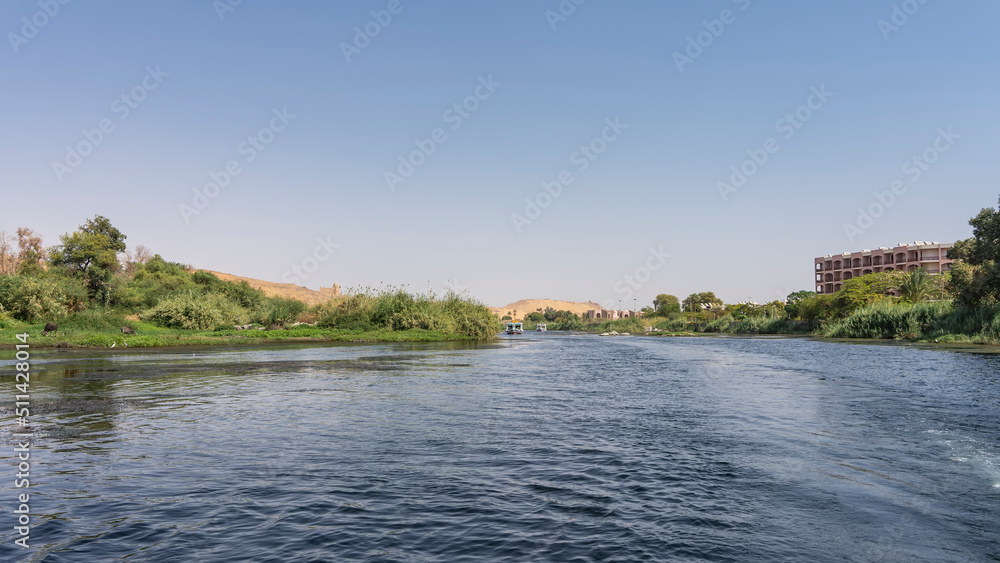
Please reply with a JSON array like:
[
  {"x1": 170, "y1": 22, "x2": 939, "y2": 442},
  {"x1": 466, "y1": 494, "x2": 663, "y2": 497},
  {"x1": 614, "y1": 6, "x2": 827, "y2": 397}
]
[{"x1": 2, "y1": 0, "x2": 997, "y2": 308}]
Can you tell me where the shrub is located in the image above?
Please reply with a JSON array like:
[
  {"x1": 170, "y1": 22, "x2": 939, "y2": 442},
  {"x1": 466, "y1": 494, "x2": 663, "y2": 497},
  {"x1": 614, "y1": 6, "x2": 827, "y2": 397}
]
[
  {"x1": 141, "y1": 292, "x2": 251, "y2": 329},
  {"x1": 600, "y1": 318, "x2": 646, "y2": 334},
  {"x1": 260, "y1": 297, "x2": 307, "y2": 326},
  {"x1": 58, "y1": 309, "x2": 129, "y2": 333},
  {"x1": 550, "y1": 316, "x2": 585, "y2": 331},
  {"x1": 5, "y1": 277, "x2": 67, "y2": 322},
  {"x1": 730, "y1": 317, "x2": 803, "y2": 334},
  {"x1": 937, "y1": 303, "x2": 1000, "y2": 339},
  {"x1": 439, "y1": 292, "x2": 501, "y2": 339},
  {"x1": 316, "y1": 289, "x2": 498, "y2": 339},
  {"x1": 0, "y1": 275, "x2": 21, "y2": 312},
  {"x1": 219, "y1": 280, "x2": 265, "y2": 310},
  {"x1": 823, "y1": 301, "x2": 951, "y2": 340},
  {"x1": 698, "y1": 315, "x2": 734, "y2": 333},
  {"x1": 655, "y1": 317, "x2": 689, "y2": 331}
]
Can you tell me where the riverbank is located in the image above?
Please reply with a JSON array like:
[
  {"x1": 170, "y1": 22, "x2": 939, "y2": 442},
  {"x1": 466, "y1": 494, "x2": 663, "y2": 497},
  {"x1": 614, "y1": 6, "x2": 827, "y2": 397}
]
[
  {"x1": 0, "y1": 322, "x2": 483, "y2": 349},
  {"x1": 550, "y1": 302, "x2": 1000, "y2": 347}
]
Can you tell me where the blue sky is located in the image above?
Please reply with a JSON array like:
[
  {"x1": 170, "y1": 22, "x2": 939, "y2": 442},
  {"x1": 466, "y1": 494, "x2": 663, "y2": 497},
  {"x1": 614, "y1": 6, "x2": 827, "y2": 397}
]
[{"x1": 1, "y1": 0, "x2": 997, "y2": 308}]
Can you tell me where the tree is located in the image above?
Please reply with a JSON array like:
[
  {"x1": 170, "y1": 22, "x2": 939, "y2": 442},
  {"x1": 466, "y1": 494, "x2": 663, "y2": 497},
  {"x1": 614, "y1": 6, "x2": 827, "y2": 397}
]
[
  {"x1": 50, "y1": 216, "x2": 126, "y2": 273},
  {"x1": 49, "y1": 216, "x2": 127, "y2": 305},
  {"x1": 653, "y1": 294, "x2": 680, "y2": 315},
  {"x1": 0, "y1": 232, "x2": 15, "y2": 275},
  {"x1": 948, "y1": 197, "x2": 1000, "y2": 306},
  {"x1": 524, "y1": 311, "x2": 545, "y2": 323},
  {"x1": 783, "y1": 290, "x2": 815, "y2": 319},
  {"x1": 796, "y1": 294, "x2": 835, "y2": 322},
  {"x1": 0, "y1": 228, "x2": 46, "y2": 275},
  {"x1": 895, "y1": 267, "x2": 944, "y2": 303},
  {"x1": 830, "y1": 271, "x2": 906, "y2": 317},
  {"x1": 682, "y1": 292, "x2": 723, "y2": 313},
  {"x1": 123, "y1": 244, "x2": 153, "y2": 277}
]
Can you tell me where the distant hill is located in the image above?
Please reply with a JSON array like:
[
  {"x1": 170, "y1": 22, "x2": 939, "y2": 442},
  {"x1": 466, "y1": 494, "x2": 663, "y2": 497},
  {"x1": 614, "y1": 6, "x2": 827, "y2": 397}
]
[
  {"x1": 199, "y1": 270, "x2": 340, "y2": 306},
  {"x1": 490, "y1": 299, "x2": 607, "y2": 319}
]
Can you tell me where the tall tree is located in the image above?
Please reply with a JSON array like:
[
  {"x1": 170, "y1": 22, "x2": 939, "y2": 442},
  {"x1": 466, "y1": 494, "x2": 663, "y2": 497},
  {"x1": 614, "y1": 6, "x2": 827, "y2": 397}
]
[
  {"x1": 15, "y1": 227, "x2": 46, "y2": 275},
  {"x1": 784, "y1": 290, "x2": 817, "y2": 319},
  {"x1": 948, "y1": 197, "x2": 1000, "y2": 306},
  {"x1": 653, "y1": 294, "x2": 680, "y2": 315},
  {"x1": 0, "y1": 232, "x2": 15, "y2": 275},
  {"x1": 123, "y1": 244, "x2": 153, "y2": 277},
  {"x1": 50, "y1": 216, "x2": 127, "y2": 305},
  {"x1": 682, "y1": 292, "x2": 723, "y2": 312}
]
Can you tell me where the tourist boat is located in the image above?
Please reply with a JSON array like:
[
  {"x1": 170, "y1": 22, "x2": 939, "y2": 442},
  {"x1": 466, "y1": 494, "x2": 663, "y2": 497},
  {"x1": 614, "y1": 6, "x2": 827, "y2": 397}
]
[
  {"x1": 505, "y1": 322, "x2": 523, "y2": 335},
  {"x1": 536, "y1": 323, "x2": 547, "y2": 332}
]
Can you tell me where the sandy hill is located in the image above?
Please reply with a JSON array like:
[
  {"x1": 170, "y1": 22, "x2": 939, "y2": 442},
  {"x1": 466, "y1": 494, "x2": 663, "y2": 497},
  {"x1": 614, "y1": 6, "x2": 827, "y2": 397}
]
[
  {"x1": 200, "y1": 270, "x2": 340, "y2": 306},
  {"x1": 490, "y1": 299, "x2": 606, "y2": 318}
]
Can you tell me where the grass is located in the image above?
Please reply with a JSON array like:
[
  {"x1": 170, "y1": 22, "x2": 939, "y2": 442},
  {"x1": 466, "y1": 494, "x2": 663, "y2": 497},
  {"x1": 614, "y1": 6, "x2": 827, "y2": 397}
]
[
  {"x1": 0, "y1": 285, "x2": 502, "y2": 348},
  {"x1": 596, "y1": 318, "x2": 647, "y2": 334},
  {"x1": 315, "y1": 289, "x2": 500, "y2": 340}
]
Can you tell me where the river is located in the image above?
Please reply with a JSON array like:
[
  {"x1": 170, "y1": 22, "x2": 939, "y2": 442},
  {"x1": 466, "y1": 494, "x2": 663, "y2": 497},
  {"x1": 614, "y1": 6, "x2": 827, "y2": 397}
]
[{"x1": 2, "y1": 334, "x2": 999, "y2": 561}]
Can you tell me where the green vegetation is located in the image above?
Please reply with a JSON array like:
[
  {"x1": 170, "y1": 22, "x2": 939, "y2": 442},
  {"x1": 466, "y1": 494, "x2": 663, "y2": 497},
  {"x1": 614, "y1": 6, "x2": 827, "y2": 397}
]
[
  {"x1": 7, "y1": 197, "x2": 1000, "y2": 347},
  {"x1": 682, "y1": 292, "x2": 723, "y2": 313},
  {"x1": 315, "y1": 288, "x2": 499, "y2": 340},
  {"x1": 0, "y1": 216, "x2": 500, "y2": 347},
  {"x1": 948, "y1": 199, "x2": 1000, "y2": 307},
  {"x1": 633, "y1": 197, "x2": 1000, "y2": 344},
  {"x1": 653, "y1": 294, "x2": 681, "y2": 315}
]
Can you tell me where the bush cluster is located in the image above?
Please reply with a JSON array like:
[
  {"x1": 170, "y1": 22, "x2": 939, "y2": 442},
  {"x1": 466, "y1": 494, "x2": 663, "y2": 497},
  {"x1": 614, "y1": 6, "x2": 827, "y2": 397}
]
[
  {"x1": 823, "y1": 301, "x2": 953, "y2": 340},
  {"x1": 316, "y1": 289, "x2": 500, "y2": 340}
]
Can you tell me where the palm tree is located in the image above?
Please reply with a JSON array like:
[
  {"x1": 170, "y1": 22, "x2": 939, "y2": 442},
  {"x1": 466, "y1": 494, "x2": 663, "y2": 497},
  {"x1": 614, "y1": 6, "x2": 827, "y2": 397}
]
[{"x1": 895, "y1": 268, "x2": 942, "y2": 303}]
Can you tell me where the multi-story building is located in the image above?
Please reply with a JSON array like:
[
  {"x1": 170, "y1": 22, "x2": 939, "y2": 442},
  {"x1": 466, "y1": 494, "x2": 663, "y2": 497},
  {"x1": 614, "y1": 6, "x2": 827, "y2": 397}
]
[{"x1": 814, "y1": 241, "x2": 954, "y2": 294}]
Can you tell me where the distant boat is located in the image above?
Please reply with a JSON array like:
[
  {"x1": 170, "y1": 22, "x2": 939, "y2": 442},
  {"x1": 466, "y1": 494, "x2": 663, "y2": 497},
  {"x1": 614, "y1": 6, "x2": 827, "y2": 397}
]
[
  {"x1": 536, "y1": 323, "x2": 547, "y2": 332},
  {"x1": 505, "y1": 322, "x2": 523, "y2": 335}
]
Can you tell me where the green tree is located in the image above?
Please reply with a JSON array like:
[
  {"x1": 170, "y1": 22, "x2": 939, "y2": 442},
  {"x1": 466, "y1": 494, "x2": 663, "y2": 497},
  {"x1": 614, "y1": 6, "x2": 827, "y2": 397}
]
[
  {"x1": 682, "y1": 292, "x2": 723, "y2": 313},
  {"x1": 784, "y1": 290, "x2": 815, "y2": 319},
  {"x1": 524, "y1": 311, "x2": 545, "y2": 323},
  {"x1": 653, "y1": 294, "x2": 680, "y2": 315},
  {"x1": 49, "y1": 216, "x2": 127, "y2": 305},
  {"x1": 796, "y1": 294, "x2": 835, "y2": 322},
  {"x1": 830, "y1": 271, "x2": 905, "y2": 318},
  {"x1": 948, "y1": 197, "x2": 1000, "y2": 306}
]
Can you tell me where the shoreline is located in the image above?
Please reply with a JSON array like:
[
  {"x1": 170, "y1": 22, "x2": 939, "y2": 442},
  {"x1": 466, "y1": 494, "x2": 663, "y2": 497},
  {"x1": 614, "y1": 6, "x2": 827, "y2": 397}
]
[
  {"x1": 0, "y1": 326, "x2": 484, "y2": 350},
  {"x1": 7, "y1": 325, "x2": 1000, "y2": 353}
]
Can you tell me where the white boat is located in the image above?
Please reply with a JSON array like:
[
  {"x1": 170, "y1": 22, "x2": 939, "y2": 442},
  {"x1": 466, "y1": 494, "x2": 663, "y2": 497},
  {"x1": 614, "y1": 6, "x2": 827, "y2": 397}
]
[
  {"x1": 536, "y1": 323, "x2": 547, "y2": 332},
  {"x1": 505, "y1": 322, "x2": 523, "y2": 335}
]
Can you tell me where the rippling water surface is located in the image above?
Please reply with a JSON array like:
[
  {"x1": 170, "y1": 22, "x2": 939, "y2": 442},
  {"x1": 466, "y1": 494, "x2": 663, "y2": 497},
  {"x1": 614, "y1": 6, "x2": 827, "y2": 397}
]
[{"x1": 2, "y1": 334, "x2": 999, "y2": 561}]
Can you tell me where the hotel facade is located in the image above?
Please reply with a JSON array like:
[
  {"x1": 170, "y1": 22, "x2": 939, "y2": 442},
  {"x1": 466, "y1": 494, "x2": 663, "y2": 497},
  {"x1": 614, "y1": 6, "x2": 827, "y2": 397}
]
[{"x1": 814, "y1": 241, "x2": 954, "y2": 294}]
